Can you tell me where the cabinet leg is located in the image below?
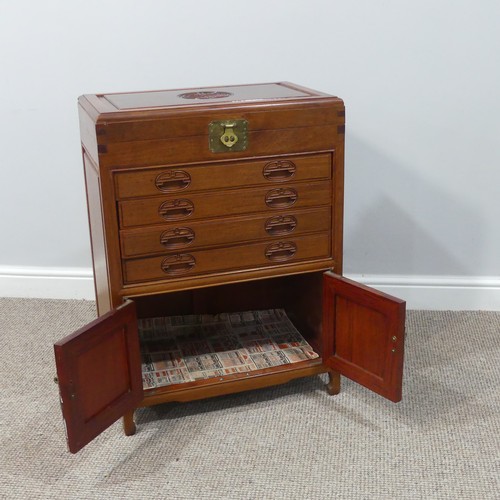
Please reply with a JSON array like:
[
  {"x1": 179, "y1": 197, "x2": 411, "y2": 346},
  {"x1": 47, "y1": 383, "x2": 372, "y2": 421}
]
[
  {"x1": 327, "y1": 370, "x2": 341, "y2": 395},
  {"x1": 123, "y1": 410, "x2": 136, "y2": 436}
]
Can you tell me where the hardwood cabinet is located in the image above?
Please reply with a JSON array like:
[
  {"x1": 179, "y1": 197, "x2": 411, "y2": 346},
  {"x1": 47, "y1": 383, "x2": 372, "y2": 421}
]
[{"x1": 54, "y1": 83, "x2": 405, "y2": 453}]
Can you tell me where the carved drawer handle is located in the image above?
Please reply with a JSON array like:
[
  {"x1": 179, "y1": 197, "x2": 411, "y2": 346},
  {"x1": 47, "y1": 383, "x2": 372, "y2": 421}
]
[
  {"x1": 265, "y1": 188, "x2": 298, "y2": 209},
  {"x1": 155, "y1": 170, "x2": 191, "y2": 192},
  {"x1": 265, "y1": 241, "x2": 297, "y2": 262},
  {"x1": 265, "y1": 215, "x2": 297, "y2": 235},
  {"x1": 263, "y1": 160, "x2": 296, "y2": 181},
  {"x1": 160, "y1": 227, "x2": 195, "y2": 249},
  {"x1": 161, "y1": 254, "x2": 196, "y2": 275},
  {"x1": 158, "y1": 199, "x2": 194, "y2": 220}
]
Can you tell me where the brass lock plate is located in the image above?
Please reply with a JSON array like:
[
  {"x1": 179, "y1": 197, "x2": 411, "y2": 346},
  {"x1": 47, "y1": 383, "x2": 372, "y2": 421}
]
[{"x1": 209, "y1": 119, "x2": 248, "y2": 153}]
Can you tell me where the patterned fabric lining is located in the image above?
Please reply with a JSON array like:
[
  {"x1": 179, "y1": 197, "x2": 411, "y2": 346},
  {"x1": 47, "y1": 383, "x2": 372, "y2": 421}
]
[{"x1": 138, "y1": 309, "x2": 319, "y2": 389}]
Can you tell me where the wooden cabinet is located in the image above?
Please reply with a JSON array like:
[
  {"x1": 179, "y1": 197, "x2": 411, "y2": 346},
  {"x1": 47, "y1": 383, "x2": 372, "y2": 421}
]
[{"x1": 54, "y1": 82, "x2": 405, "y2": 453}]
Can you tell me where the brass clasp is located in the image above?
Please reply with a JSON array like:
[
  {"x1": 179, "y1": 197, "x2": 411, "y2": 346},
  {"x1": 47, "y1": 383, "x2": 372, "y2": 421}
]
[
  {"x1": 209, "y1": 119, "x2": 248, "y2": 152},
  {"x1": 220, "y1": 122, "x2": 238, "y2": 148}
]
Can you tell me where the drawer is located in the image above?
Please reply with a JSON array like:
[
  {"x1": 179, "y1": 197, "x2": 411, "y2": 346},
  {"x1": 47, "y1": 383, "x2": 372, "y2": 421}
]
[
  {"x1": 114, "y1": 153, "x2": 332, "y2": 199},
  {"x1": 120, "y1": 207, "x2": 332, "y2": 258},
  {"x1": 118, "y1": 180, "x2": 332, "y2": 228},
  {"x1": 122, "y1": 232, "x2": 331, "y2": 284}
]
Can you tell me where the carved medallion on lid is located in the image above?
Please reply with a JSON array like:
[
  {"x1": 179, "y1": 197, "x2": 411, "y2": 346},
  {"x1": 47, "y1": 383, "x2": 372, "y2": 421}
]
[{"x1": 178, "y1": 91, "x2": 232, "y2": 100}]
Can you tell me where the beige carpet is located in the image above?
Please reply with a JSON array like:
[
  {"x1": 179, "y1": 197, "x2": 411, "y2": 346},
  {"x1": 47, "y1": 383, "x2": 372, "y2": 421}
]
[{"x1": 0, "y1": 298, "x2": 499, "y2": 500}]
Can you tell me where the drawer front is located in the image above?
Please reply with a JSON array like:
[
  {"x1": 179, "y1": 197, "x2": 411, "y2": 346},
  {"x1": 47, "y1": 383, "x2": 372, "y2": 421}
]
[
  {"x1": 118, "y1": 181, "x2": 332, "y2": 228},
  {"x1": 114, "y1": 153, "x2": 332, "y2": 199},
  {"x1": 122, "y1": 232, "x2": 331, "y2": 284},
  {"x1": 120, "y1": 207, "x2": 332, "y2": 258}
]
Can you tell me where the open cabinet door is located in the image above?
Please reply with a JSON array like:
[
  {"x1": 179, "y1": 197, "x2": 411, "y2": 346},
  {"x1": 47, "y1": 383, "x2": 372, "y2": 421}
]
[
  {"x1": 54, "y1": 301, "x2": 143, "y2": 453},
  {"x1": 323, "y1": 273, "x2": 406, "y2": 402}
]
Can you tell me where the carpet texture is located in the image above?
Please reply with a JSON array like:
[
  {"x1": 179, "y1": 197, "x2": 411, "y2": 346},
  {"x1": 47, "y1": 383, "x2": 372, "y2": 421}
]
[{"x1": 0, "y1": 298, "x2": 499, "y2": 500}]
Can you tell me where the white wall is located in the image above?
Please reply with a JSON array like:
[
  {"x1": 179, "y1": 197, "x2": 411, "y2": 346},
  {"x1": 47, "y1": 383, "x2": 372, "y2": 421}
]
[{"x1": 1, "y1": 0, "x2": 499, "y2": 309}]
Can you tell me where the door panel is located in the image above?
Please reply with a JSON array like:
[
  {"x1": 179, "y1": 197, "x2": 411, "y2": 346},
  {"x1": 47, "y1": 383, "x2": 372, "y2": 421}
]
[
  {"x1": 54, "y1": 301, "x2": 143, "y2": 453},
  {"x1": 323, "y1": 273, "x2": 405, "y2": 402}
]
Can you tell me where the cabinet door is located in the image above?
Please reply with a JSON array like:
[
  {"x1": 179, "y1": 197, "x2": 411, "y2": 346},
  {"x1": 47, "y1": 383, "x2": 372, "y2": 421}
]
[
  {"x1": 53, "y1": 301, "x2": 143, "y2": 453},
  {"x1": 323, "y1": 273, "x2": 405, "y2": 402}
]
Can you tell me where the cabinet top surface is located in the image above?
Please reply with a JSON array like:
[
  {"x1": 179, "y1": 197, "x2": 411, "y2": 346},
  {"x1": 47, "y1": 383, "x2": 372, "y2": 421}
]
[{"x1": 81, "y1": 82, "x2": 340, "y2": 116}]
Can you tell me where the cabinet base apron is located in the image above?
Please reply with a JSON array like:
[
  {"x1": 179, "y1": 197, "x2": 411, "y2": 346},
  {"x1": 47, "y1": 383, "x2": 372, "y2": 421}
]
[{"x1": 122, "y1": 364, "x2": 339, "y2": 436}]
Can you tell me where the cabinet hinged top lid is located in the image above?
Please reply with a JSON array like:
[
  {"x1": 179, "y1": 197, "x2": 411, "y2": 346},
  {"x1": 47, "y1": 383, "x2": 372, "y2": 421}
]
[
  {"x1": 78, "y1": 82, "x2": 345, "y2": 167},
  {"x1": 80, "y1": 82, "x2": 343, "y2": 118}
]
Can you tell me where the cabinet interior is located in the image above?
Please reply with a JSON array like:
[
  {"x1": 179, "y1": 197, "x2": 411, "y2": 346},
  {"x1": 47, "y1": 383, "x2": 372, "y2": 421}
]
[{"x1": 131, "y1": 271, "x2": 326, "y2": 392}]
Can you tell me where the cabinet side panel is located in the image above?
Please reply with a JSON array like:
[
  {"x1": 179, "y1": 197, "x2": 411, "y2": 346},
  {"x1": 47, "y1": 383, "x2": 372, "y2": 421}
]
[{"x1": 83, "y1": 152, "x2": 111, "y2": 314}]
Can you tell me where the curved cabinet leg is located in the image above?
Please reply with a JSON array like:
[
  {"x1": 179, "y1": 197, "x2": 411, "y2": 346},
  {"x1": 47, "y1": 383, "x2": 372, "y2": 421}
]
[
  {"x1": 327, "y1": 370, "x2": 341, "y2": 395},
  {"x1": 123, "y1": 410, "x2": 137, "y2": 436}
]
